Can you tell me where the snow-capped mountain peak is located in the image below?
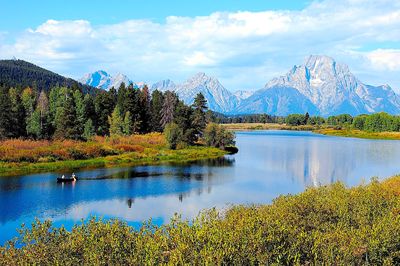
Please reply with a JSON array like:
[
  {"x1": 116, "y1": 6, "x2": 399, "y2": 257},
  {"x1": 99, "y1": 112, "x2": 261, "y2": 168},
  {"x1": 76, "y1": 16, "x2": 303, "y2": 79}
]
[
  {"x1": 79, "y1": 55, "x2": 400, "y2": 116},
  {"x1": 79, "y1": 71, "x2": 133, "y2": 91}
]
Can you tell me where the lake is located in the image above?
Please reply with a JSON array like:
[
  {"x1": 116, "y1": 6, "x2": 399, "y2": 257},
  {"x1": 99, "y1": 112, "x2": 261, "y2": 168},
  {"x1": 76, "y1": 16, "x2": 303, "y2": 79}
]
[{"x1": 1, "y1": 130, "x2": 400, "y2": 244}]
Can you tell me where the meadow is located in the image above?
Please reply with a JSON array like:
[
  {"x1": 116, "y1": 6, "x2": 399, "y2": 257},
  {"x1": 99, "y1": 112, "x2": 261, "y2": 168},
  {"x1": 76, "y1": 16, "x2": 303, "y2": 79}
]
[
  {"x1": 0, "y1": 134, "x2": 226, "y2": 176},
  {"x1": 2, "y1": 175, "x2": 400, "y2": 264}
]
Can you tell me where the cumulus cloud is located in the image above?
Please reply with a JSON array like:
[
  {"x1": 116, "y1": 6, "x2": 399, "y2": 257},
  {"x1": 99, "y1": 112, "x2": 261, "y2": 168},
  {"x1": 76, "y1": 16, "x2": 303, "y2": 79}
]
[
  {"x1": 366, "y1": 49, "x2": 400, "y2": 71},
  {"x1": 0, "y1": 0, "x2": 399, "y2": 90}
]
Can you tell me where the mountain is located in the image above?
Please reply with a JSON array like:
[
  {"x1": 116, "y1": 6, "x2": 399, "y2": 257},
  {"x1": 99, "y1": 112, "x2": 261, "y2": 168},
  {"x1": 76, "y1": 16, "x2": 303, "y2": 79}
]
[
  {"x1": 75, "y1": 55, "x2": 400, "y2": 116},
  {"x1": 234, "y1": 90, "x2": 254, "y2": 100},
  {"x1": 151, "y1": 79, "x2": 176, "y2": 92},
  {"x1": 80, "y1": 70, "x2": 134, "y2": 91},
  {"x1": 0, "y1": 59, "x2": 94, "y2": 93},
  {"x1": 153, "y1": 73, "x2": 239, "y2": 113},
  {"x1": 264, "y1": 55, "x2": 400, "y2": 116},
  {"x1": 237, "y1": 86, "x2": 319, "y2": 116}
]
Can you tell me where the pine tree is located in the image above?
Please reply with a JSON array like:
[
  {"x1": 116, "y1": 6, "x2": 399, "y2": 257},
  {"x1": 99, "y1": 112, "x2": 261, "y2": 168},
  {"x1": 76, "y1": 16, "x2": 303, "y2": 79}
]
[
  {"x1": 117, "y1": 82, "x2": 127, "y2": 114},
  {"x1": 161, "y1": 91, "x2": 178, "y2": 128},
  {"x1": 95, "y1": 91, "x2": 115, "y2": 136},
  {"x1": 174, "y1": 101, "x2": 195, "y2": 144},
  {"x1": 54, "y1": 91, "x2": 79, "y2": 139},
  {"x1": 83, "y1": 94, "x2": 96, "y2": 128},
  {"x1": 73, "y1": 90, "x2": 85, "y2": 136},
  {"x1": 8, "y1": 88, "x2": 26, "y2": 137},
  {"x1": 124, "y1": 88, "x2": 141, "y2": 133},
  {"x1": 0, "y1": 87, "x2": 13, "y2": 139},
  {"x1": 192, "y1": 92, "x2": 208, "y2": 136},
  {"x1": 21, "y1": 87, "x2": 36, "y2": 135},
  {"x1": 108, "y1": 106, "x2": 124, "y2": 137},
  {"x1": 26, "y1": 109, "x2": 41, "y2": 139},
  {"x1": 139, "y1": 85, "x2": 151, "y2": 133},
  {"x1": 36, "y1": 90, "x2": 49, "y2": 138},
  {"x1": 83, "y1": 119, "x2": 95, "y2": 141},
  {"x1": 48, "y1": 87, "x2": 68, "y2": 136},
  {"x1": 150, "y1": 90, "x2": 164, "y2": 132},
  {"x1": 123, "y1": 111, "x2": 132, "y2": 135}
]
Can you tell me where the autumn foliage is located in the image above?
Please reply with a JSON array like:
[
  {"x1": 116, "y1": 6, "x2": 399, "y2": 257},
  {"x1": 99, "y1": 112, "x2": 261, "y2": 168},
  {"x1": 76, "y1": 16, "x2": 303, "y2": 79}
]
[{"x1": 0, "y1": 133, "x2": 166, "y2": 163}]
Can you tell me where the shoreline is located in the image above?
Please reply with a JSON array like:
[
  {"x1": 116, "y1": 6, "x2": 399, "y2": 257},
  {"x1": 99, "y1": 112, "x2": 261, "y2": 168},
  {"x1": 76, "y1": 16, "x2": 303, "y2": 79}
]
[
  {"x1": 221, "y1": 123, "x2": 400, "y2": 140},
  {"x1": 0, "y1": 146, "x2": 227, "y2": 177}
]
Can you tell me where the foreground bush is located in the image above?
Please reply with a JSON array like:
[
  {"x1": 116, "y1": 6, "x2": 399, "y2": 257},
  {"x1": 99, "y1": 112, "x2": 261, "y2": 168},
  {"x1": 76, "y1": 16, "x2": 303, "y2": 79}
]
[{"x1": 2, "y1": 177, "x2": 400, "y2": 265}]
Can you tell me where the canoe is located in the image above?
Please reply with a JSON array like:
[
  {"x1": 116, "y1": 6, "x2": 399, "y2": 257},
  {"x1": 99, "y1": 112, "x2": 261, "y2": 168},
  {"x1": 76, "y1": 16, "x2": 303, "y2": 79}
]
[{"x1": 57, "y1": 177, "x2": 77, "y2": 182}]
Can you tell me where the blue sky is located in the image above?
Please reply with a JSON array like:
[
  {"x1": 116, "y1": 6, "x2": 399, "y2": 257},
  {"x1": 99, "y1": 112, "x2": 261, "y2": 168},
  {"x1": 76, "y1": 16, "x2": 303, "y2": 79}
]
[
  {"x1": 0, "y1": 0, "x2": 309, "y2": 31},
  {"x1": 0, "y1": 0, "x2": 399, "y2": 91}
]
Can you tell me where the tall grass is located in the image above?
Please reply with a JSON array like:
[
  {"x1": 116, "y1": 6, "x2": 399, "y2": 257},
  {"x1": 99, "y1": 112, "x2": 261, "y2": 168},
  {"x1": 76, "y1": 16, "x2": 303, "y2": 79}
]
[
  {"x1": 0, "y1": 134, "x2": 225, "y2": 176},
  {"x1": 0, "y1": 133, "x2": 166, "y2": 163}
]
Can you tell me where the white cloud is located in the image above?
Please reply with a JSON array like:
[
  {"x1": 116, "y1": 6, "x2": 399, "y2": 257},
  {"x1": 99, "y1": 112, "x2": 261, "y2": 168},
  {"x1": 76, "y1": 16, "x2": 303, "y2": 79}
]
[
  {"x1": 0, "y1": 0, "x2": 400, "y2": 90},
  {"x1": 366, "y1": 49, "x2": 400, "y2": 71}
]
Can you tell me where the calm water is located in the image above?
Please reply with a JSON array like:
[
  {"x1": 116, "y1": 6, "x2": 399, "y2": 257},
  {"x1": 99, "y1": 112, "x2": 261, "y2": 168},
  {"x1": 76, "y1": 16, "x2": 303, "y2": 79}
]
[{"x1": 1, "y1": 130, "x2": 400, "y2": 244}]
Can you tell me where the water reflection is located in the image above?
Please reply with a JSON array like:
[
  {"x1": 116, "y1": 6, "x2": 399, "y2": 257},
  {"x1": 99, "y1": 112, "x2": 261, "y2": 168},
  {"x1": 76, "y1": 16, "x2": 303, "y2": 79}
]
[{"x1": 1, "y1": 131, "x2": 400, "y2": 244}]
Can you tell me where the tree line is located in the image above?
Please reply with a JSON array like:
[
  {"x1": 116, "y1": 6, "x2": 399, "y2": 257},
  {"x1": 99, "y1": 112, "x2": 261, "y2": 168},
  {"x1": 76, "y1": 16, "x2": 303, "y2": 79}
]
[
  {"x1": 0, "y1": 83, "x2": 235, "y2": 149},
  {"x1": 285, "y1": 112, "x2": 400, "y2": 132}
]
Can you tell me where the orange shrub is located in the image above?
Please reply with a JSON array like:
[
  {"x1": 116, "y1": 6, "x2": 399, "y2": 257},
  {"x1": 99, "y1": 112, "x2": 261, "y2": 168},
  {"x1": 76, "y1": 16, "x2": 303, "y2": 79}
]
[
  {"x1": 114, "y1": 144, "x2": 145, "y2": 153},
  {"x1": 0, "y1": 133, "x2": 166, "y2": 163}
]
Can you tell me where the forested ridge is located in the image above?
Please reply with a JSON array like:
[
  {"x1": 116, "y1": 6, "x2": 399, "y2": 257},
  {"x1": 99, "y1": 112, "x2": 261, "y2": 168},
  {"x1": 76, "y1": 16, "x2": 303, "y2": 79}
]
[{"x1": 0, "y1": 59, "x2": 95, "y2": 93}]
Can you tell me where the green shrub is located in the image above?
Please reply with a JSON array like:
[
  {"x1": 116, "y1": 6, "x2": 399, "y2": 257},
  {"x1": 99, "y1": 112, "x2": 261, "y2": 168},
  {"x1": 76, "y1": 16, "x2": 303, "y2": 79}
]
[
  {"x1": 164, "y1": 122, "x2": 183, "y2": 150},
  {"x1": 204, "y1": 123, "x2": 235, "y2": 149},
  {"x1": 2, "y1": 177, "x2": 400, "y2": 264}
]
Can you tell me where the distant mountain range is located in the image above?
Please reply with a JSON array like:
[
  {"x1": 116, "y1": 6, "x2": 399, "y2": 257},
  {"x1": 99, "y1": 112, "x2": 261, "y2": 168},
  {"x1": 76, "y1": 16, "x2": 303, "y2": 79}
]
[
  {"x1": 2, "y1": 56, "x2": 398, "y2": 116},
  {"x1": 81, "y1": 55, "x2": 400, "y2": 116},
  {"x1": 79, "y1": 70, "x2": 144, "y2": 91}
]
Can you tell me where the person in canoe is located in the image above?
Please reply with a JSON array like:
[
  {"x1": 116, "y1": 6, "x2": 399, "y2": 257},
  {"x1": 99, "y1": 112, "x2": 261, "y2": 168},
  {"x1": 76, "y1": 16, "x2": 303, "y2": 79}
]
[{"x1": 72, "y1": 173, "x2": 76, "y2": 181}]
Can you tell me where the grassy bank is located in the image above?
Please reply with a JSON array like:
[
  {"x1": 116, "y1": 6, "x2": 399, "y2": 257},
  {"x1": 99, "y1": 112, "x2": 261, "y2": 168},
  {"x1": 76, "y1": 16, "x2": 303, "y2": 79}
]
[
  {"x1": 221, "y1": 123, "x2": 400, "y2": 140},
  {"x1": 0, "y1": 134, "x2": 227, "y2": 177},
  {"x1": 220, "y1": 123, "x2": 318, "y2": 131},
  {"x1": 2, "y1": 176, "x2": 400, "y2": 264},
  {"x1": 315, "y1": 128, "x2": 400, "y2": 140}
]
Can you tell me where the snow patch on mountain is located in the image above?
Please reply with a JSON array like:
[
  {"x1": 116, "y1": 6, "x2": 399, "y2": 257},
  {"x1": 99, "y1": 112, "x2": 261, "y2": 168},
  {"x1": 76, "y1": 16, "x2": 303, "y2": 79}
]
[{"x1": 234, "y1": 90, "x2": 254, "y2": 100}]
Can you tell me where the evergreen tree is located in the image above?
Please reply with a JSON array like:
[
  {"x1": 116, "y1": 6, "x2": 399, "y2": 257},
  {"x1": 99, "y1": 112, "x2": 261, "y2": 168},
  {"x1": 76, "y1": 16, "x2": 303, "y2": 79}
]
[
  {"x1": 83, "y1": 119, "x2": 95, "y2": 141},
  {"x1": 73, "y1": 90, "x2": 85, "y2": 136},
  {"x1": 36, "y1": 90, "x2": 50, "y2": 138},
  {"x1": 123, "y1": 111, "x2": 132, "y2": 135},
  {"x1": 83, "y1": 94, "x2": 96, "y2": 128},
  {"x1": 191, "y1": 92, "x2": 208, "y2": 136},
  {"x1": 108, "y1": 106, "x2": 124, "y2": 137},
  {"x1": 0, "y1": 87, "x2": 13, "y2": 139},
  {"x1": 48, "y1": 87, "x2": 68, "y2": 135},
  {"x1": 124, "y1": 88, "x2": 141, "y2": 133},
  {"x1": 164, "y1": 122, "x2": 183, "y2": 150},
  {"x1": 150, "y1": 90, "x2": 164, "y2": 132},
  {"x1": 26, "y1": 109, "x2": 42, "y2": 139},
  {"x1": 174, "y1": 101, "x2": 196, "y2": 144},
  {"x1": 94, "y1": 91, "x2": 115, "y2": 136},
  {"x1": 139, "y1": 85, "x2": 151, "y2": 133},
  {"x1": 54, "y1": 91, "x2": 79, "y2": 139},
  {"x1": 161, "y1": 91, "x2": 177, "y2": 128},
  {"x1": 21, "y1": 87, "x2": 36, "y2": 135},
  {"x1": 8, "y1": 88, "x2": 26, "y2": 137},
  {"x1": 117, "y1": 82, "x2": 127, "y2": 114}
]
